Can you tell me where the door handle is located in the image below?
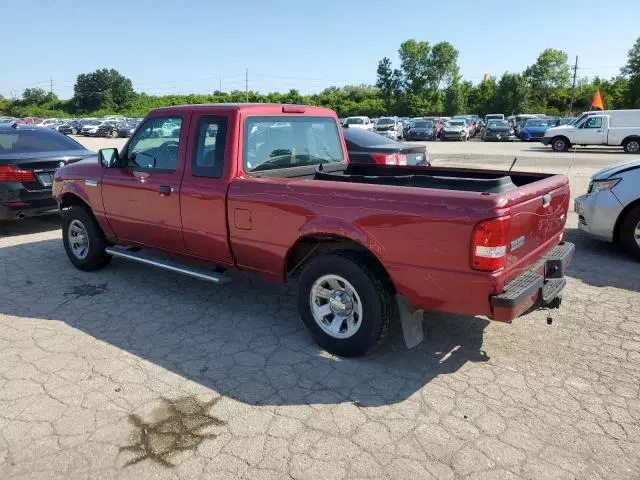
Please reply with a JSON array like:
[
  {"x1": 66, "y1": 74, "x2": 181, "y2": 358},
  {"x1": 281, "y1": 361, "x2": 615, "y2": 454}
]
[{"x1": 159, "y1": 185, "x2": 172, "y2": 196}]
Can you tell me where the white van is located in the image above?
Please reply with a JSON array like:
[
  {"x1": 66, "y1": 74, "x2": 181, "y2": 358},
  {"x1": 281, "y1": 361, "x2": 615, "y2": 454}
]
[
  {"x1": 542, "y1": 110, "x2": 640, "y2": 153},
  {"x1": 344, "y1": 116, "x2": 374, "y2": 131}
]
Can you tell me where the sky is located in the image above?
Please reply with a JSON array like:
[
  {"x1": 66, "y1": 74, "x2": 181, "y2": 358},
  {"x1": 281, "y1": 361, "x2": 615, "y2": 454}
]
[{"x1": 3, "y1": 0, "x2": 639, "y2": 100}]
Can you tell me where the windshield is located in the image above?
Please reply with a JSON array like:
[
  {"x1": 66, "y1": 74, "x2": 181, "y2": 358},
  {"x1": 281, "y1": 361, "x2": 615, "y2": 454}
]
[
  {"x1": 346, "y1": 117, "x2": 364, "y2": 125},
  {"x1": 488, "y1": 120, "x2": 509, "y2": 127},
  {"x1": 412, "y1": 121, "x2": 431, "y2": 128},
  {"x1": 447, "y1": 121, "x2": 466, "y2": 127},
  {"x1": 486, "y1": 115, "x2": 503, "y2": 120},
  {"x1": 525, "y1": 119, "x2": 551, "y2": 127},
  {"x1": 244, "y1": 116, "x2": 344, "y2": 172},
  {"x1": 0, "y1": 129, "x2": 86, "y2": 153},
  {"x1": 376, "y1": 118, "x2": 394, "y2": 125}
]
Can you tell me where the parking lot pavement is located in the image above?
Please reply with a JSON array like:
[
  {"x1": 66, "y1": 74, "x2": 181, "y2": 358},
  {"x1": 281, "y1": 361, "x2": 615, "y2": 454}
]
[{"x1": 1, "y1": 148, "x2": 640, "y2": 479}]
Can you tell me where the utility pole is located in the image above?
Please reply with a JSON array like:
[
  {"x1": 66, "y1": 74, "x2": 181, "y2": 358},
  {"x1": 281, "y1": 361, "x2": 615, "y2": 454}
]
[
  {"x1": 245, "y1": 69, "x2": 249, "y2": 103},
  {"x1": 569, "y1": 56, "x2": 578, "y2": 115},
  {"x1": 219, "y1": 77, "x2": 222, "y2": 92},
  {"x1": 50, "y1": 76, "x2": 53, "y2": 98}
]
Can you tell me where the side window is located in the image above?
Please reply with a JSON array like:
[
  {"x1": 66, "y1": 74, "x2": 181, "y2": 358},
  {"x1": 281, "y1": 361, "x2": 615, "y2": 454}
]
[
  {"x1": 585, "y1": 117, "x2": 603, "y2": 129},
  {"x1": 126, "y1": 116, "x2": 182, "y2": 171},
  {"x1": 192, "y1": 116, "x2": 228, "y2": 178}
]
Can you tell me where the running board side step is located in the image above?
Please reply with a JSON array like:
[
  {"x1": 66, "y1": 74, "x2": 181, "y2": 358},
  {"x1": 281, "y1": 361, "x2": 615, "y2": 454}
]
[{"x1": 105, "y1": 246, "x2": 231, "y2": 284}]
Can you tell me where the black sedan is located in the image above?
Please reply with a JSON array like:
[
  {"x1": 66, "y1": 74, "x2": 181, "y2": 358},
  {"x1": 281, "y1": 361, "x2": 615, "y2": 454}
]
[
  {"x1": 57, "y1": 121, "x2": 83, "y2": 135},
  {"x1": 481, "y1": 120, "x2": 517, "y2": 141},
  {"x1": 343, "y1": 127, "x2": 429, "y2": 166},
  {"x1": 96, "y1": 121, "x2": 120, "y2": 138},
  {"x1": 405, "y1": 120, "x2": 437, "y2": 141},
  {"x1": 0, "y1": 125, "x2": 95, "y2": 221},
  {"x1": 117, "y1": 122, "x2": 139, "y2": 138}
]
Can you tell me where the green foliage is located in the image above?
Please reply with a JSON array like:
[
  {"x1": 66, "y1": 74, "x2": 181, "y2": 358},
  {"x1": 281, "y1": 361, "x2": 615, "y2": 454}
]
[
  {"x1": 5, "y1": 38, "x2": 639, "y2": 119},
  {"x1": 73, "y1": 68, "x2": 136, "y2": 112}
]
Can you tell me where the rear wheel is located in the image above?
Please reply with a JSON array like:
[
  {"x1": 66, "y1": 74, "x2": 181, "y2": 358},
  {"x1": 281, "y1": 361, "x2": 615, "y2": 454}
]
[
  {"x1": 619, "y1": 205, "x2": 640, "y2": 261},
  {"x1": 62, "y1": 206, "x2": 111, "y2": 271},
  {"x1": 623, "y1": 138, "x2": 640, "y2": 154},
  {"x1": 297, "y1": 252, "x2": 395, "y2": 357},
  {"x1": 551, "y1": 136, "x2": 570, "y2": 152}
]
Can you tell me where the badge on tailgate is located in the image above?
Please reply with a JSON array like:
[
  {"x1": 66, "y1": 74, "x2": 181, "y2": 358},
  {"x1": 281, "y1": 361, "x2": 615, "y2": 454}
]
[{"x1": 510, "y1": 235, "x2": 525, "y2": 252}]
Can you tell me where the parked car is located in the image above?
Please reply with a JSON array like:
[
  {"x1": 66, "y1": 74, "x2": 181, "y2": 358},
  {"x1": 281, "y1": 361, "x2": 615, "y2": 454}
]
[
  {"x1": 343, "y1": 127, "x2": 429, "y2": 165},
  {"x1": 57, "y1": 121, "x2": 83, "y2": 135},
  {"x1": 343, "y1": 116, "x2": 373, "y2": 130},
  {"x1": 513, "y1": 114, "x2": 539, "y2": 137},
  {"x1": 542, "y1": 109, "x2": 640, "y2": 153},
  {"x1": 575, "y1": 159, "x2": 640, "y2": 260},
  {"x1": 405, "y1": 119, "x2": 436, "y2": 141},
  {"x1": 373, "y1": 117, "x2": 403, "y2": 140},
  {"x1": 485, "y1": 114, "x2": 505, "y2": 123},
  {"x1": 0, "y1": 125, "x2": 94, "y2": 221},
  {"x1": 96, "y1": 121, "x2": 121, "y2": 138},
  {"x1": 521, "y1": 118, "x2": 554, "y2": 141},
  {"x1": 551, "y1": 117, "x2": 577, "y2": 127},
  {"x1": 52, "y1": 103, "x2": 572, "y2": 357},
  {"x1": 81, "y1": 120, "x2": 104, "y2": 136},
  {"x1": 117, "y1": 122, "x2": 139, "y2": 138},
  {"x1": 481, "y1": 120, "x2": 516, "y2": 141},
  {"x1": 441, "y1": 119, "x2": 469, "y2": 141}
]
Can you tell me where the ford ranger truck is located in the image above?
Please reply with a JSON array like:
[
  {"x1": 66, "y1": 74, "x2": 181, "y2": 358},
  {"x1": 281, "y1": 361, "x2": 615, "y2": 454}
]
[{"x1": 53, "y1": 104, "x2": 574, "y2": 357}]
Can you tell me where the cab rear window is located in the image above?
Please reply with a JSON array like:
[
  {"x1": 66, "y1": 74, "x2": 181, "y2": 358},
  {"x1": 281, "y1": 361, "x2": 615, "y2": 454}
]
[{"x1": 244, "y1": 116, "x2": 344, "y2": 172}]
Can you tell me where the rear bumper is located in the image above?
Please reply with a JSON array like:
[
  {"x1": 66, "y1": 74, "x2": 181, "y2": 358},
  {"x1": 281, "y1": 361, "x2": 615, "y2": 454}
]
[
  {"x1": 0, "y1": 184, "x2": 57, "y2": 220},
  {"x1": 490, "y1": 242, "x2": 575, "y2": 322}
]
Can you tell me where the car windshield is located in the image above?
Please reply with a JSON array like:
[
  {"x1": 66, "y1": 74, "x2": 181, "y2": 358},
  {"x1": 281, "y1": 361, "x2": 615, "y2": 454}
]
[
  {"x1": 343, "y1": 127, "x2": 398, "y2": 146},
  {"x1": 412, "y1": 121, "x2": 431, "y2": 128},
  {"x1": 526, "y1": 119, "x2": 551, "y2": 127},
  {"x1": 447, "y1": 121, "x2": 465, "y2": 127},
  {"x1": 488, "y1": 120, "x2": 509, "y2": 127},
  {"x1": 244, "y1": 116, "x2": 344, "y2": 172},
  {"x1": 0, "y1": 129, "x2": 85, "y2": 153},
  {"x1": 376, "y1": 118, "x2": 394, "y2": 125},
  {"x1": 346, "y1": 117, "x2": 364, "y2": 125}
]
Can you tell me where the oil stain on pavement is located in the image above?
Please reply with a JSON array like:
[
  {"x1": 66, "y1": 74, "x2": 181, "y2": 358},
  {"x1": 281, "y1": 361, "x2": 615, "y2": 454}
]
[{"x1": 119, "y1": 396, "x2": 226, "y2": 468}]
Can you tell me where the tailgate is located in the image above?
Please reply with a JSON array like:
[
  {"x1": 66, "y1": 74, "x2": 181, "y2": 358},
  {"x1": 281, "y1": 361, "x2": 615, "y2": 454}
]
[{"x1": 504, "y1": 182, "x2": 570, "y2": 271}]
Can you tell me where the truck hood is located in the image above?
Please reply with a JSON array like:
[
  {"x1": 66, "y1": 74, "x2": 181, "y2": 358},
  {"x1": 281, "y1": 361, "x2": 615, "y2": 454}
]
[
  {"x1": 592, "y1": 159, "x2": 640, "y2": 180},
  {"x1": 544, "y1": 125, "x2": 573, "y2": 136}
]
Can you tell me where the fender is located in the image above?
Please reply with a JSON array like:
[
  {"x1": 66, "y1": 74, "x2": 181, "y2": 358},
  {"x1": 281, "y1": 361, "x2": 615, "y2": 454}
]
[
  {"x1": 296, "y1": 215, "x2": 387, "y2": 258},
  {"x1": 58, "y1": 179, "x2": 115, "y2": 239}
]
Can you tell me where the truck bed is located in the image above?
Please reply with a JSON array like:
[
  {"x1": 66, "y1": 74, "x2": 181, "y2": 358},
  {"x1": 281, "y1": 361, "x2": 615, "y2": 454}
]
[{"x1": 313, "y1": 163, "x2": 552, "y2": 194}]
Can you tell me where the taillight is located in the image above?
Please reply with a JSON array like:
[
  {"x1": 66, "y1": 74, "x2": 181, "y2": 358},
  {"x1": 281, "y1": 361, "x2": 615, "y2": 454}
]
[
  {"x1": 371, "y1": 153, "x2": 407, "y2": 165},
  {"x1": 471, "y1": 216, "x2": 510, "y2": 271},
  {"x1": 0, "y1": 165, "x2": 36, "y2": 183}
]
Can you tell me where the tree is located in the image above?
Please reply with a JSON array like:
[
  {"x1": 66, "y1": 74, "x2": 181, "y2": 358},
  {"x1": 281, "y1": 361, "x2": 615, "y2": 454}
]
[
  {"x1": 427, "y1": 42, "x2": 459, "y2": 91},
  {"x1": 22, "y1": 87, "x2": 49, "y2": 105},
  {"x1": 398, "y1": 40, "x2": 431, "y2": 94},
  {"x1": 444, "y1": 70, "x2": 465, "y2": 115},
  {"x1": 493, "y1": 73, "x2": 530, "y2": 115},
  {"x1": 73, "y1": 68, "x2": 135, "y2": 112},
  {"x1": 468, "y1": 76, "x2": 497, "y2": 116},
  {"x1": 524, "y1": 49, "x2": 571, "y2": 109},
  {"x1": 621, "y1": 37, "x2": 640, "y2": 107},
  {"x1": 376, "y1": 57, "x2": 402, "y2": 109}
]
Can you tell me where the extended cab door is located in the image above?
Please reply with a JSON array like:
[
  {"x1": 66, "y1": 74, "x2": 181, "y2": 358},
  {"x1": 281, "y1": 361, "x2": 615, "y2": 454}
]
[
  {"x1": 101, "y1": 114, "x2": 188, "y2": 252},
  {"x1": 573, "y1": 115, "x2": 607, "y2": 145},
  {"x1": 179, "y1": 113, "x2": 234, "y2": 266}
]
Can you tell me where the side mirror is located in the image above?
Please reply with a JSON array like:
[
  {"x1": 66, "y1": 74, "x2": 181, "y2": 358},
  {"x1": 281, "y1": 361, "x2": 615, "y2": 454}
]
[
  {"x1": 98, "y1": 148, "x2": 119, "y2": 168},
  {"x1": 342, "y1": 123, "x2": 349, "y2": 128}
]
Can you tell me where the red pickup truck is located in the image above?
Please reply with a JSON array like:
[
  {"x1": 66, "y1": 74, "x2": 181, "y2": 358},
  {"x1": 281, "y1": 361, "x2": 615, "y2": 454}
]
[{"x1": 53, "y1": 104, "x2": 574, "y2": 357}]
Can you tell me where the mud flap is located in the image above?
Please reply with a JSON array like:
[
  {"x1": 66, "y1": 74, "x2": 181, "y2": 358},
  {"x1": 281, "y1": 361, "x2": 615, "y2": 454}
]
[{"x1": 396, "y1": 296, "x2": 424, "y2": 349}]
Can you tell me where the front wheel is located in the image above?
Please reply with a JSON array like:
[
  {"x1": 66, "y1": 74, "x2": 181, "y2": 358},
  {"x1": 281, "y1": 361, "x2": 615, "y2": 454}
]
[
  {"x1": 297, "y1": 252, "x2": 395, "y2": 357},
  {"x1": 551, "y1": 137, "x2": 570, "y2": 152},
  {"x1": 62, "y1": 206, "x2": 111, "y2": 271},
  {"x1": 619, "y1": 205, "x2": 640, "y2": 261}
]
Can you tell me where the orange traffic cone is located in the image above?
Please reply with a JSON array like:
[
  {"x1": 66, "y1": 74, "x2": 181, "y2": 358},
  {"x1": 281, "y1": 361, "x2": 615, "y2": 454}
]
[{"x1": 591, "y1": 90, "x2": 605, "y2": 111}]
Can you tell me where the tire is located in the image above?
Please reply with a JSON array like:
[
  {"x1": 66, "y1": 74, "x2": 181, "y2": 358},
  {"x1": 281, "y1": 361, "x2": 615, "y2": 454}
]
[
  {"x1": 111, "y1": 130, "x2": 118, "y2": 138},
  {"x1": 619, "y1": 205, "x2": 640, "y2": 261},
  {"x1": 551, "y1": 136, "x2": 570, "y2": 152},
  {"x1": 62, "y1": 206, "x2": 111, "y2": 271},
  {"x1": 623, "y1": 138, "x2": 640, "y2": 154},
  {"x1": 297, "y1": 252, "x2": 395, "y2": 357}
]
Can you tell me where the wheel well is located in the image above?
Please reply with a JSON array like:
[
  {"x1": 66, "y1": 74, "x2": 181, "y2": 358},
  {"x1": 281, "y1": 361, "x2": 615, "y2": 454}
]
[
  {"x1": 285, "y1": 235, "x2": 395, "y2": 292},
  {"x1": 621, "y1": 136, "x2": 640, "y2": 146},
  {"x1": 59, "y1": 193, "x2": 90, "y2": 211},
  {"x1": 551, "y1": 135, "x2": 570, "y2": 144},
  {"x1": 614, "y1": 198, "x2": 640, "y2": 243}
]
